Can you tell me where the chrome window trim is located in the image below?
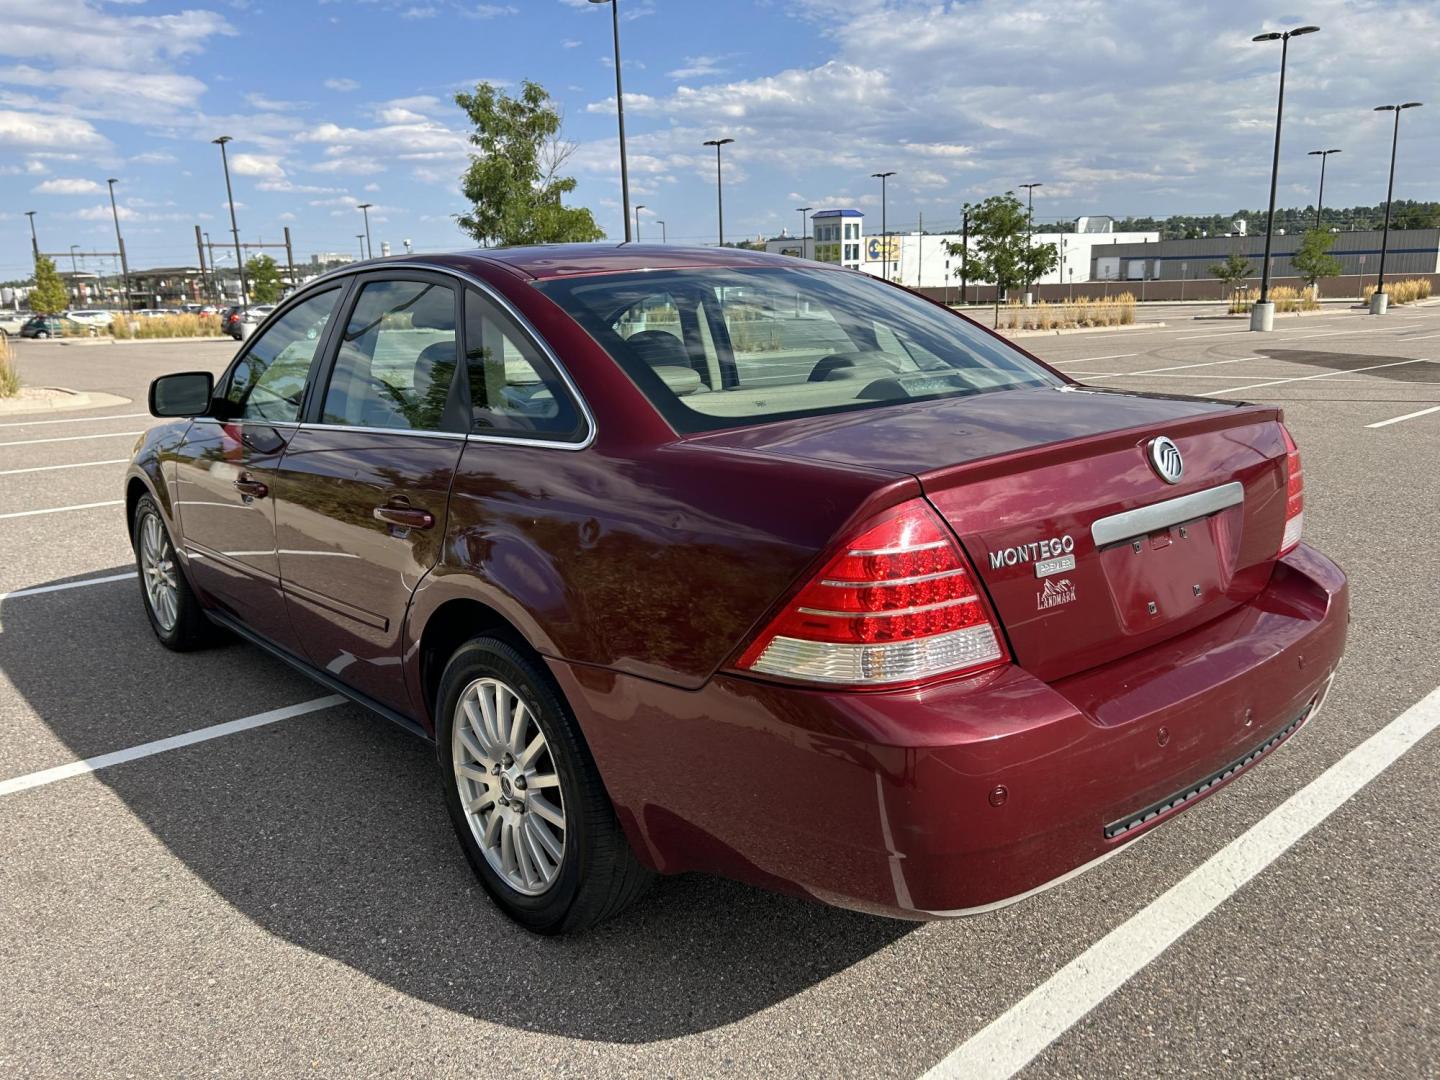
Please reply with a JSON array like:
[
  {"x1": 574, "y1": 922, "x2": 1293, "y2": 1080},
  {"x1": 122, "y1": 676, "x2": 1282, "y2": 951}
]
[
  {"x1": 301, "y1": 260, "x2": 597, "y2": 452},
  {"x1": 1090, "y1": 481, "x2": 1245, "y2": 548},
  {"x1": 294, "y1": 422, "x2": 466, "y2": 442}
]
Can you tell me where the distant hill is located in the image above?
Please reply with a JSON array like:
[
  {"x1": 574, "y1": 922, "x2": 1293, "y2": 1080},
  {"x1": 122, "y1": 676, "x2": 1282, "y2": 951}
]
[{"x1": 1109, "y1": 200, "x2": 1440, "y2": 239}]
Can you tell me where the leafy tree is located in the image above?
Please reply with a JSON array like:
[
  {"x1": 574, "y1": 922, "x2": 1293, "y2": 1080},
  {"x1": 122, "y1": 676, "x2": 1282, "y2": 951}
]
[
  {"x1": 29, "y1": 255, "x2": 68, "y2": 315},
  {"x1": 245, "y1": 254, "x2": 283, "y2": 304},
  {"x1": 454, "y1": 80, "x2": 604, "y2": 247},
  {"x1": 946, "y1": 193, "x2": 1059, "y2": 326},
  {"x1": 1291, "y1": 230, "x2": 1343, "y2": 291},
  {"x1": 1208, "y1": 251, "x2": 1253, "y2": 293},
  {"x1": 1391, "y1": 202, "x2": 1440, "y2": 230}
]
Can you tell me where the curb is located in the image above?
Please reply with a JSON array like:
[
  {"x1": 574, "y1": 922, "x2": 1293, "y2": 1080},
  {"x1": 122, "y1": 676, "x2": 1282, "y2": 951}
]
[
  {"x1": 57, "y1": 335, "x2": 231, "y2": 347},
  {"x1": 0, "y1": 387, "x2": 132, "y2": 415},
  {"x1": 1001, "y1": 322, "x2": 1166, "y2": 339}
]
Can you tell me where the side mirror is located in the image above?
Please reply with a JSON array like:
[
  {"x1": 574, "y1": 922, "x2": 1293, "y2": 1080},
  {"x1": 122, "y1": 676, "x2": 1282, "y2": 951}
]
[{"x1": 149, "y1": 371, "x2": 215, "y2": 418}]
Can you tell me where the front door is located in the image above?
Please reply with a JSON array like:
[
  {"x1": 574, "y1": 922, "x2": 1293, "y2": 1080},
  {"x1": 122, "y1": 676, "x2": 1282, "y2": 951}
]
[
  {"x1": 273, "y1": 274, "x2": 466, "y2": 714},
  {"x1": 173, "y1": 287, "x2": 344, "y2": 650}
]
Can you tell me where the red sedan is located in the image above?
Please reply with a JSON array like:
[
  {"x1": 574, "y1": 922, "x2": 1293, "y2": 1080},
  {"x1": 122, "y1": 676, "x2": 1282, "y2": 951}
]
[{"x1": 128, "y1": 246, "x2": 1346, "y2": 933}]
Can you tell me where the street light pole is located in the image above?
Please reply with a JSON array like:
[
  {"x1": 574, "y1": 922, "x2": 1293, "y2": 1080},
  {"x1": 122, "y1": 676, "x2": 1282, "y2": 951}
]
[
  {"x1": 1251, "y1": 24, "x2": 1319, "y2": 332},
  {"x1": 871, "y1": 172, "x2": 895, "y2": 281},
  {"x1": 357, "y1": 203, "x2": 374, "y2": 259},
  {"x1": 795, "y1": 206, "x2": 811, "y2": 258},
  {"x1": 69, "y1": 245, "x2": 79, "y2": 274},
  {"x1": 589, "y1": 0, "x2": 632, "y2": 241},
  {"x1": 1019, "y1": 182, "x2": 1042, "y2": 300},
  {"x1": 1307, "y1": 148, "x2": 1341, "y2": 229},
  {"x1": 106, "y1": 178, "x2": 133, "y2": 312},
  {"x1": 634, "y1": 204, "x2": 645, "y2": 243},
  {"x1": 1371, "y1": 102, "x2": 1423, "y2": 314},
  {"x1": 703, "y1": 138, "x2": 734, "y2": 246},
  {"x1": 655, "y1": 220, "x2": 666, "y2": 243},
  {"x1": 357, "y1": 234, "x2": 366, "y2": 260},
  {"x1": 25, "y1": 210, "x2": 39, "y2": 268},
  {"x1": 213, "y1": 136, "x2": 249, "y2": 305}
]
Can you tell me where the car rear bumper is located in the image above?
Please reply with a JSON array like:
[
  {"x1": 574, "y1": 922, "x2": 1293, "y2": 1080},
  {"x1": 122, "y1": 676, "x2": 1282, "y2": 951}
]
[{"x1": 548, "y1": 543, "x2": 1348, "y2": 918}]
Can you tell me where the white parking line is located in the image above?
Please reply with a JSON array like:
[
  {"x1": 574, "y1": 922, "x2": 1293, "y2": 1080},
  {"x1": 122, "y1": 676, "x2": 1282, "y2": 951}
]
[
  {"x1": 1210, "y1": 357, "x2": 1431, "y2": 395},
  {"x1": 0, "y1": 696, "x2": 346, "y2": 798},
  {"x1": 0, "y1": 573, "x2": 137, "y2": 601},
  {"x1": 0, "y1": 499, "x2": 124, "y2": 520},
  {"x1": 0, "y1": 412, "x2": 148, "y2": 429},
  {"x1": 921, "y1": 684, "x2": 1440, "y2": 1080},
  {"x1": 1048, "y1": 353, "x2": 1139, "y2": 367},
  {"x1": 0, "y1": 431, "x2": 144, "y2": 448},
  {"x1": 0, "y1": 458, "x2": 129, "y2": 476},
  {"x1": 1366, "y1": 404, "x2": 1440, "y2": 429}
]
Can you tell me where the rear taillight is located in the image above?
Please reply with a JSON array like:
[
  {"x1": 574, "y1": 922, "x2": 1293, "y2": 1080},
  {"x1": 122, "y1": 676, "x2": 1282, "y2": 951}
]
[
  {"x1": 1279, "y1": 423, "x2": 1303, "y2": 556},
  {"x1": 736, "y1": 499, "x2": 1006, "y2": 687}
]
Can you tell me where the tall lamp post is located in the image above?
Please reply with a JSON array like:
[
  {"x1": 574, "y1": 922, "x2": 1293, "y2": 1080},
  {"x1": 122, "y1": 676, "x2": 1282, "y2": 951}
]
[
  {"x1": 1307, "y1": 148, "x2": 1341, "y2": 229},
  {"x1": 703, "y1": 137, "x2": 734, "y2": 246},
  {"x1": 589, "y1": 0, "x2": 632, "y2": 242},
  {"x1": 870, "y1": 171, "x2": 895, "y2": 281},
  {"x1": 1370, "y1": 102, "x2": 1422, "y2": 314},
  {"x1": 795, "y1": 206, "x2": 811, "y2": 258},
  {"x1": 357, "y1": 203, "x2": 374, "y2": 259},
  {"x1": 1019, "y1": 181, "x2": 1042, "y2": 302},
  {"x1": 655, "y1": 220, "x2": 666, "y2": 243},
  {"x1": 25, "y1": 210, "x2": 39, "y2": 267},
  {"x1": 106, "y1": 178, "x2": 133, "y2": 312},
  {"x1": 69, "y1": 245, "x2": 80, "y2": 274},
  {"x1": 1250, "y1": 24, "x2": 1320, "y2": 332},
  {"x1": 213, "y1": 136, "x2": 249, "y2": 305},
  {"x1": 356, "y1": 235, "x2": 366, "y2": 260},
  {"x1": 633, "y1": 204, "x2": 645, "y2": 243}
]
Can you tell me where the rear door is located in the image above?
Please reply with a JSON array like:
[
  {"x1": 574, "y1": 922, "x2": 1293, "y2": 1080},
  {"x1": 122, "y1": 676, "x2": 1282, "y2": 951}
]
[
  {"x1": 173, "y1": 286, "x2": 344, "y2": 651},
  {"x1": 272, "y1": 272, "x2": 467, "y2": 714}
]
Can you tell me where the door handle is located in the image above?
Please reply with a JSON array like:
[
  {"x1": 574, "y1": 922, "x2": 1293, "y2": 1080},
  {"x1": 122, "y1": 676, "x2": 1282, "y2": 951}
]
[
  {"x1": 234, "y1": 476, "x2": 269, "y2": 499},
  {"x1": 373, "y1": 504, "x2": 435, "y2": 530}
]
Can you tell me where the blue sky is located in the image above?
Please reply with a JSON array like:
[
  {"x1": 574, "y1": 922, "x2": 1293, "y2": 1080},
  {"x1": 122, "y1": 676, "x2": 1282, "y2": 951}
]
[{"x1": 2, "y1": 0, "x2": 1437, "y2": 280}]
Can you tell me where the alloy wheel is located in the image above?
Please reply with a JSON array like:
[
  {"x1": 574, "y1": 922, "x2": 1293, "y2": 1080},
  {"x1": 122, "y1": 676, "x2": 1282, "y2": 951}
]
[
  {"x1": 452, "y1": 677, "x2": 567, "y2": 896},
  {"x1": 139, "y1": 512, "x2": 179, "y2": 632}
]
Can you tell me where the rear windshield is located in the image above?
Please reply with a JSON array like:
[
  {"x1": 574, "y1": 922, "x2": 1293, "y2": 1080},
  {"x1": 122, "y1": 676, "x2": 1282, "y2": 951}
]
[{"x1": 537, "y1": 266, "x2": 1060, "y2": 433}]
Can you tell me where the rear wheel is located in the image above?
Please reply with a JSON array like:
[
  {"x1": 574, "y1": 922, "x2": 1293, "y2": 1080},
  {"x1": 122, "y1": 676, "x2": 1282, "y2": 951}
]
[
  {"x1": 131, "y1": 493, "x2": 219, "y2": 650},
  {"x1": 436, "y1": 637, "x2": 653, "y2": 934}
]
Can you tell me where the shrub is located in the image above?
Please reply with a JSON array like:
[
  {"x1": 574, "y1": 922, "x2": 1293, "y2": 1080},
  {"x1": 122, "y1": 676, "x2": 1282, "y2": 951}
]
[
  {"x1": 1001, "y1": 293, "x2": 1136, "y2": 331},
  {"x1": 0, "y1": 334, "x2": 19, "y2": 398},
  {"x1": 1362, "y1": 278, "x2": 1433, "y2": 305},
  {"x1": 109, "y1": 313, "x2": 224, "y2": 339},
  {"x1": 1269, "y1": 285, "x2": 1320, "y2": 313}
]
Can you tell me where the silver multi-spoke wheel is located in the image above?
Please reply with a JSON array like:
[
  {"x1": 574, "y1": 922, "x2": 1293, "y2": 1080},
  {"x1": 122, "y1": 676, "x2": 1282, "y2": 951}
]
[
  {"x1": 139, "y1": 512, "x2": 179, "y2": 632},
  {"x1": 452, "y1": 677, "x2": 567, "y2": 896}
]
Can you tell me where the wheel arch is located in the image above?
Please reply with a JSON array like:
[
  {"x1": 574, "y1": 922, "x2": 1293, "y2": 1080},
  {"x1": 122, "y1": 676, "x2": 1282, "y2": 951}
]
[{"x1": 413, "y1": 595, "x2": 540, "y2": 731}]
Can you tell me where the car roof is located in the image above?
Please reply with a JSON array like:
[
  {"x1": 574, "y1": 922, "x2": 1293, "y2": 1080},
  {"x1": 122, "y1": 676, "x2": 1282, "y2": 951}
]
[{"x1": 339, "y1": 243, "x2": 830, "y2": 283}]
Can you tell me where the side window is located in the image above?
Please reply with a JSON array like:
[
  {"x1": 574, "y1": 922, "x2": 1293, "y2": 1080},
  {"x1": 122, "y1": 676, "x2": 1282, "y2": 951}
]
[
  {"x1": 321, "y1": 278, "x2": 460, "y2": 432},
  {"x1": 225, "y1": 289, "x2": 339, "y2": 422},
  {"x1": 463, "y1": 289, "x2": 583, "y2": 440}
]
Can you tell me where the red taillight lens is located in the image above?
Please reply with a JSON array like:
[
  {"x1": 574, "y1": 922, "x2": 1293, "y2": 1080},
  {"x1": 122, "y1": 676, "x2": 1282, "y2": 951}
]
[
  {"x1": 1280, "y1": 423, "x2": 1303, "y2": 556},
  {"x1": 736, "y1": 499, "x2": 1007, "y2": 686}
]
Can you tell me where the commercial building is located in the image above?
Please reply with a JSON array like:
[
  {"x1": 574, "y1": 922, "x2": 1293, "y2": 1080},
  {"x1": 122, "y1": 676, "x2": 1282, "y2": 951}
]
[
  {"x1": 1092, "y1": 228, "x2": 1440, "y2": 283},
  {"x1": 764, "y1": 209, "x2": 1158, "y2": 290}
]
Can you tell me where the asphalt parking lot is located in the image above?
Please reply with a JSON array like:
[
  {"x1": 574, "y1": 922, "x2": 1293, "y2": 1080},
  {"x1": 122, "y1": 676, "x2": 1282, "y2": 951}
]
[{"x1": 2, "y1": 304, "x2": 1438, "y2": 1078}]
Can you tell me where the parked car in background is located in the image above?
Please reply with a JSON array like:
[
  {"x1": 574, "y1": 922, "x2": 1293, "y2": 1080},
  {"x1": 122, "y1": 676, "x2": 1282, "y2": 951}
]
[
  {"x1": 19, "y1": 314, "x2": 74, "y2": 338},
  {"x1": 128, "y1": 245, "x2": 1347, "y2": 934},
  {"x1": 221, "y1": 305, "x2": 246, "y2": 339},
  {"x1": 65, "y1": 309, "x2": 115, "y2": 329},
  {"x1": 0, "y1": 311, "x2": 28, "y2": 338},
  {"x1": 242, "y1": 303, "x2": 278, "y2": 325}
]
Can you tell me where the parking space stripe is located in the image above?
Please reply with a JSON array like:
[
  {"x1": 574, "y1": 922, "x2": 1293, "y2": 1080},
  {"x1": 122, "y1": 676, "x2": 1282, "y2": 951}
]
[
  {"x1": 1366, "y1": 404, "x2": 1440, "y2": 429},
  {"x1": 1210, "y1": 357, "x2": 1431, "y2": 395},
  {"x1": 0, "y1": 431, "x2": 144, "y2": 448},
  {"x1": 0, "y1": 458, "x2": 129, "y2": 476},
  {"x1": 0, "y1": 696, "x2": 346, "y2": 798},
  {"x1": 1047, "y1": 353, "x2": 1138, "y2": 367},
  {"x1": 920, "y1": 684, "x2": 1440, "y2": 1080},
  {"x1": 0, "y1": 499, "x2": 123, "y2": 520},
  {"x1": 0, "y1": 412, "x2": 148, "y2": 429},
  {"x1": 0, "y1": 573, "x2": 137, "y2": 601}
]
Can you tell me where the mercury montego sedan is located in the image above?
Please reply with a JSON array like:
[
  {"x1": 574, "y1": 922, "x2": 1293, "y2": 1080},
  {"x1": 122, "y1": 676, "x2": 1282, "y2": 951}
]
[{"x1": 126, "y1": 245, "x2": 1346, "y2": 933}]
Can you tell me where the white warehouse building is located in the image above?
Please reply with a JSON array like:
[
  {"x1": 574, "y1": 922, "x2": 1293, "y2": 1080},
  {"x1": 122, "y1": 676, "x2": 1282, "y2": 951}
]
[{"x1": 765, "y1": 210, "x2": 1159, "y2": 289}]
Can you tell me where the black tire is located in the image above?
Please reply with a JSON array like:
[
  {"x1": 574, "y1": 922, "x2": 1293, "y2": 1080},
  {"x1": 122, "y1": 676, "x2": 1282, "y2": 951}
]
[
  {"x1": 436, "y1": 636, "x2": 653, "y2": 934},
  {"x1": 131, "y1": 493, "x2": 221, "y2": 651}
]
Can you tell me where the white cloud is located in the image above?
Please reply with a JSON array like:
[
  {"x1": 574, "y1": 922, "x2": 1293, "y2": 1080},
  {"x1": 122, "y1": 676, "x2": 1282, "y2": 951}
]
[
  {"x1": 668, "y1": 55, "x2": 727, "y2": 80},
  {"x1": 32, "y1": 176, "x2": 102, "y2": 194},
  {"x1": 0, "y1": 108, "x2": 108, "y2": 149},
  {"x1": 324, "y1": 77, "x2": 360, "y2": 92},
  {"x1": 229, "y1": 153, "x2": 285, "y2": 179},
  {"x1": 245, "y1": 92, "x2": 302, "y2": 112},
  {"x1": 0, "y1": 2, "x2": 234, "y2": 68},
  {"x1": 400, "y1": 5, "x2": 436, "y2": 18}
]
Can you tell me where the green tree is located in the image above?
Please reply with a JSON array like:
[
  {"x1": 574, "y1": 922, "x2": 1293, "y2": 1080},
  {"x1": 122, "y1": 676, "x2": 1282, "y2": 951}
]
[
  {"x1": 1291, "y1": 230, "x2": 1343, "y2": 293},
  {"x1": 946, "y1": 193, "x2": 1059, "y2": 326},
  {"x1": 454, "y1": 80, "x2": 604, "y2": 247},
  {"x1": 29, "y1": 255, "x2": 68, "y2": 315},
  {"x1": 245, "y1": 254, "x2": 283, "y2": 304},
  {"x1": 1208, "y1": 251, "x2": 1253, "y2": 294}
]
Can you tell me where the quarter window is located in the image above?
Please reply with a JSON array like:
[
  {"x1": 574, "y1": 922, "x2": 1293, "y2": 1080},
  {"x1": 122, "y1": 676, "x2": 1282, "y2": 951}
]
[
  {"x1": 224, "y1": 288, "x2": 340, "y2": 423},
  {"x1": 321, "y1": 279, "x2": 461, "y2": 432},
  {"x1": 462, "y1": 289, "x2": 583, "y2": 440}
]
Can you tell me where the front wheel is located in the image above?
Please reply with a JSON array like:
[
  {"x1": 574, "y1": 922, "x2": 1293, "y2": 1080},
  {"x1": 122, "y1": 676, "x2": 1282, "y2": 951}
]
[
  {"x1": 436, "y1": 637, "x2": 653, "y2": 934},
  {"x1": 131, "y1": 493, "x2": 220, "y2": 650}
]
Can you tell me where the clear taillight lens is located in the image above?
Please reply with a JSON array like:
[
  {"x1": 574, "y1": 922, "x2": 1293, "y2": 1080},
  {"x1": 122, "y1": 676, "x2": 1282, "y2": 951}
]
[
  {"x1": 736, "y1": 499, "x2": 1006, "y2": 686},
  {"x1": 1279, "y1": 423, "x2": 1303, "y2": 556}
]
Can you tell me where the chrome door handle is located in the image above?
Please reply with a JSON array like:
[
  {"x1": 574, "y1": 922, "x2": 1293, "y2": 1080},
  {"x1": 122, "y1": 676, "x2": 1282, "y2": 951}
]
[
  {"x1": 233, "y1": 476, "x2": 269, "y2": 499},
  {"x1": 373, "y1": 504, "x2": 435, "y2": 530}
]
